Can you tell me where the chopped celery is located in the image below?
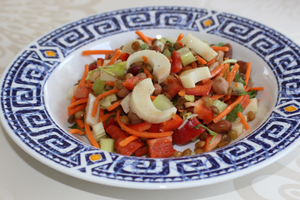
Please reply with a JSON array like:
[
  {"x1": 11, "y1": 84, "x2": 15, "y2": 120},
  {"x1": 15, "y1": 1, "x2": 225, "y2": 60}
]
[
  {"x1": 100, "y1": 138, "x2": 115, "y2": 152},
  {"x1": 213, "y1": 100, "x2": 228, "y2": 112},
  {"x1": 181, "y1": 51, "x2": 197, "y2": 66},
  {"x1": 182, "y1": 112, "x2": 192, "y2": 120},
  {"x1": 223, "y1": 59, "x2": 237, "y2": 64},
  {"x1": 152, "y1": 94, "x2": 174, "y2": 111},
  {"x1": 159, "y1": 37, "x2": 168, "y2": 43},
  {"x1": 92, "y1": 122, "x2": 106, "y2": 142},
  {"x1": 140, "y1": 43, "x2": 149, "y2": 50},
  {"x1": 176, "y1": 46, "x2": 190, "y2": 55},
  {"x1": 92, "y1": 77, "x2": 106, "y2": 95},
  {"x1": 99, "y1": 61, "x2": 127, "y2": 77},
  {"x1": 163, "y1": 48, "x2": 171, "y2": 57},
  {"x1": 231, "y1": 81, "x2": 244, "y2": 93},
  {"x1": 184, "y1": 94, "x2": 194, "y2": 102},
  {"x1": 100, "y1": 94, "x2": 117, "y2": 109}
]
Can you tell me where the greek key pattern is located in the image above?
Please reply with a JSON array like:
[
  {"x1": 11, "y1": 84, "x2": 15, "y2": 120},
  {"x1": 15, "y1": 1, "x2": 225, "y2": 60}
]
[{"x1": 1, "y1": 6, "x2": 300, "y2": 185}]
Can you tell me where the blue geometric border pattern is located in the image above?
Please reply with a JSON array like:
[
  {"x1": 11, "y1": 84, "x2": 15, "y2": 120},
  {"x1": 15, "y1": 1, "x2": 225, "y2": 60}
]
[{"x1": 1, "y1": 6, "x2": 300, "y2": 185}]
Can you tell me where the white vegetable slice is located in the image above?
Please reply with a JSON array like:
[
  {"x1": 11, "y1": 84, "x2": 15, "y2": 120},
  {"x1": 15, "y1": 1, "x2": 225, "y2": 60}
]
[
  {"x1": 92, "y1": 121, "x2": 106, "y2": 142},
  {"x1": 121, "y1": 39, "x2": 145, "y2": 54},
  {"x1": 126, "y1": 50, "x2": 171, "y2": 84},
  {"x1": 242, "y1": 98, "x2": 258, "y2": 115},
  {"x1": 120, "y1": 93, "x2": 131, "y2": 113},
  {"x1": 181, "y1": 33, "x2": 217, "y2": 61},
  {"x1": 85, "y1": 93, "x2": 101, "y2": 126},
  {"x1": 179, "y1": 67, "x2": 211, "y2": 88},
  {"x1": 130, "y1": 78, "x2": 177, "y2": 123},
  {"x1": 66, "y1": 85, "x2": 78, "y2": 100}
]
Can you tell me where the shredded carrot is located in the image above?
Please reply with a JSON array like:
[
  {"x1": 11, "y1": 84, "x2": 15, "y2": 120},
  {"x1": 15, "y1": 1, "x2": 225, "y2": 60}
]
[
  {"x1": 68, "y1": 95, "x2": 77, "y2": 116},
  {"x1": 100, "y1": 112, "x2": 113, "y2": 122},
  {"x1": 116, "y1": 110, "x2": 173, "y2": 138},
  {"x1": 99, "y1": 108, "x2": 104, "y2": 118},
  {"x1": 68, "y1": 98, "x2": 88, "y2": 107},
  {"x1": 211, "y1": 94, "x2": 224, "y2": 101},
  {"x1": 150, "y1": 96, "x2": 156, "y2": 101},
  {"x1": 97, "y1": 58, "x2": 104, "y2": 66},
  {"x1": 75, "y1": 119, "x2": 84, "y2": 129},
  {"x1": 78, "y1": 64, "x2": 89, "y2": 87},
  {"x1": 142, "y1": 56, "x2": 148, "y2": 64},
  {"x1": 248, "y1": 87, "x2": 264, "y2": 91},
  {"x1": 84, "y1": 115, "x2": 100, "y2": 148},
  {"x1": 69, "y1": 129, "x2": 85, "y2": 135},
  {"x1": 107, "y1": 99, "x2": 122, "y2": 112},
  {"x1": 223, "y1": 94, "x2": 231, "y2": 101},
  {"x1": 191, "y1": 61, "x2": 197, "y2": 68},
  {"x1": 82, "y1": 83, "x2": 93, "y2": 88},
  {"x1": 106, "y1": 49, "x2": 122, "y2": 65},
  {"x1": 119, "y1": 135, "x2": 139, "y2": 146},
  {"x1": 245, "y1": 82, "x2": 254, "y2": 92},
  {"x1": 211, "y1": 46, "x2": 229, "y2": 52},
  {"x1": 206, "y1": 58, "x2": 215, "y2": 66},
  {"x1": 92, "y1": 88, "x2": 119, "y2": 117},
  {"x1": 142, "y1": 65, "x2": 152, "y2": 79},
  {"x1": 234, "y1": 82, "x2": 239, "y2": 88},
  {"x1": 176, "y1": 33, "x2": 184, "y2": 43},
  {"x1": 135, "y1": 30, "x2": 152, "y2": 45},
  {"x1": 195, "y1": 55, "x2": 207, "y2": 65},
  {"x1": 237, "y1": 111, "x2": 249, "y2": 130},
  {"x1": 69, "y1": 103, "x2": 87, "y2": 116},
  {"x1": 178, "y1": 89, "x2": 185, "y2": 97},
  {"x1": 167, "y1": 57, "x2": 172, "y2": 63},
  {"x1": 202, "y1": 63, "x2": 224, "y2": 83},
  {"x1": 104, "y1": 81, "x2": 115, "y2": 87},
  {"x1": 172, "y1": 73, "x2": 182, "y2": 84},
  {"x1": 213, "y1": 95, "x2": 244, "y2": 123},
  {"x1": 216, "y1": 63, "x2": 229, "y2": 79},
  {"x1": 82, "y1": 49, "x2": 115, "y2": 56},
  {"x1": 226, "y1": 63, "x2": 239, "y2": 86},
  {"x1": 147, "y1": 37, "x2": 153, "y2": 42},
  {"x1": 244, "y1": 62, "x2": 251, "y2": 86}
]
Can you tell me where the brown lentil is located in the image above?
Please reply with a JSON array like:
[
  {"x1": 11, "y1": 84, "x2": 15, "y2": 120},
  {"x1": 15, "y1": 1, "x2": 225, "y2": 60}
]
[
  {"x1": 200, "y1": 131, "x2": 209, "y2": 141},
  {"x1": 182, "y1": 148, "x2": 192, "y2": 156},
  {"x1": 75, "y1": 110, "x2": 85, "y2": 119},
  {"x1": 136, "y1": 72, "x2": 147, "y2": 79},
  {"x1": 125, "y1": 73, "x2": 133, "y2": 79},
  {"x1": 173, "y1": 151, "x2": 183, "y2": 157},
  {"x1": 153, "y1": 83, "x2": 162, "y2": 96},
  {"x1": 202, "y1": 96, "x2": 213, "y2": 108},
  {"x1": 247, "y1": 111, "x2": 255, "y2": 121},
  {"x1": 131, "y1": 41, "x2": 140, "y2": 51},
  {"x1": 218, "y1": 141, "x2": 229, "y2": 148},
  {"x1": 195, "y1": 141, "x2": 206, "y2": 148},
  {"x1": 211, "y1": 106, "x2": 220, "y2": 115},
  {"x1": 174, "y1": 42, "x2": 182, "y2": 50},
  {"x1": 68, "y1": 114, "x2": 75, "y2": 124},
  {"x1": 194, "y1": 148, "x2": 204, "y2": 154},
  {"x1": 115, "y1": 79, "x2": 123, "y2": 90},
  {"x1": 120, "y1": 115, "x2": 130, "y2": 125},
  {"x1": 228, "y1": 130, "x2": 238, "y2": 140}
]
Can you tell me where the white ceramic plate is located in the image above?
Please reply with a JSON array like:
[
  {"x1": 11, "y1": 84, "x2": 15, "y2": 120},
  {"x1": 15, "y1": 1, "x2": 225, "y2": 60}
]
[{"x1": 1, "y1": 6, "x2": 300, "y2": 189}]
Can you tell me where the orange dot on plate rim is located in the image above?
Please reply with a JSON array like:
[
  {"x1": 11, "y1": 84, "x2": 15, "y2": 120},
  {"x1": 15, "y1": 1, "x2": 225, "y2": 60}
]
[
  {"x1": 204, "y1": 19, "x2": 212, "y2": 26},
  {"x1": 45, "y1": 51, "x2": 56, "y2": 57},
  {"x1": 90, "y1": 154, "x2": 101, "y2": 161},
  {"x1": 284, "y1": 106, "x2": 297, "y2": 112}
]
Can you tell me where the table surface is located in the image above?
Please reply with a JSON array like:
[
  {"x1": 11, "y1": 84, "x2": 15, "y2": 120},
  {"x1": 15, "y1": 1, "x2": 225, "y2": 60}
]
[{"x1": 1, "y1": 0, "x2": 300, "y2": 199}]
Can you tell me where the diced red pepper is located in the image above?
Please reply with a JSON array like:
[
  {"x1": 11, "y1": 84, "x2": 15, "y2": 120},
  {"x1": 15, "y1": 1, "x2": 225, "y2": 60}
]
[
  {"x1": 164, "y1": 82, "x2": 184, "y2": 100},
  {"x1": 89, "y1": 61, "x2": 98, "y2": 71},
  {"x1": 119, "y1": 53, "x2": 130, "y2": 62},
  {"x1": 171, "y1": 51, "x2": 183, "y2": 73},
  {"x1": 105, "y1": 124, "x2": 126, "y2": 139},
  {"x1": 240, "y1": 94, "x2": 251, "y2": 110},
  {"x1": 127, "y1": 122, "x2": 152, "y2": 132},
  {"x1": 122, "y1": 76, "x2": 140, "y2": 90},
  {"x1": 193, "y1": 97, "x2": 214, "y2": 124},
  {"x1": 203, "y1": 133, "x2": 222, "y2": 152},
  {"x1": 147, "y1": 123, "x2": 162, "y2": 132},
  {"x1": 147, "y1": 136, "x2": 176, "y2": 158},
  {"x1": 160, "y1": 114, "x2": 183, "y2": 132},
  {"x1": 185, "y1": 80, "x2": 213, "y2": 96},
  {"x1": 134, "y1": 145, "x2": 149, "y2": 157},
  {"x1": 172, "y1": 117, "x2": 205, "y2": 145},
  {"x1": 103, "y1": 117, "x2": 118, "y2": 130},
  {"x1": 115, "y1": 136, "x2": 145, "y2": 156},
  {"x1": 74, "y1": 86, "x2": 89, "y2": 100}
]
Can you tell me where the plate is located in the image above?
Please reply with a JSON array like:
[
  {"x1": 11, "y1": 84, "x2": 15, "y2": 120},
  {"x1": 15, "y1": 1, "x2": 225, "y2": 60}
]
[{"x1": 1, "y1": 6, "x2": 300, "y2": 189}]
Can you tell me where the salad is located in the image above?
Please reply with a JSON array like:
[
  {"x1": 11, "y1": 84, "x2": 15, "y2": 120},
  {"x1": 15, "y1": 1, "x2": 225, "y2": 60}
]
[{"x1": 66, "y1": 31, "x2": 263, "y2": 158}]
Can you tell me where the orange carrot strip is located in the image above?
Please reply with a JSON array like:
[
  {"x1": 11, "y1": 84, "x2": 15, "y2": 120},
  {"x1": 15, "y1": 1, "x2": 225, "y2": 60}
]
[
  {"x1": 82, "y1": 50, "x2": 115, "y2": 56},
  {"x1": 248, "y1": 87, "x2": 264, "y2": 91},
  {"x1": 142, "y1": 56, "x2": 148, "y2": 64},
  {"x1": 244, "y1": 62, "x2": 251, "y2": 86},
  {"x1": 245, "y1": 82, "x2": 254, "y2": 92},
  {"x1": 92, "y1": 88, "x2": 119, "y2": 117},
  {"x1": 135, "y1": 30, "x2": 152, "y2": 45},
  {"x1": 195, "y1": 55, "x2": 207, "y2": 65},
  {"x1": 68, "y1": 95, "x2": 77, "y2": 116},
  {"x1": 116, "y1": 110, "x2": 173, "y2": 138},
  {"x1": 97, "y1": 58, "x2": 104, "y2": 67},
  {"x1": 99, "y1": 108, "x2": 104, "y2": 118},
  {"x1": 84, "y1": 115, "x2": 100, "y2": 148},
  {"x1": 191, "y1": 61, "x2": 197, "y2": 68},
  {"x1": 226, "y1": 63, "x2": 239, "y2": 86},
  {"x1": 206, "y1": 58, "x2": 215, "y2": 66},
  {"x1": 78, "y1": 64, "x2": 89, "y2": 87},
  {"x1": 202, "y1": 63, "x2": 224, "y2": 83},
  {"x1": 75, "y1": 119, "x2": 84, "y2": 129},
  {"x1": 213, "y1": 95, "x2": 244, "y2": 123},
  {"x1": 223, "y1": 94, "x2": 231, "y2": 101},
  {"x1": 100, "y1": 112, "x2": 113, "y2": 122},
  {"x1": 68, "y1": 98, "x2": 89, "y2": 107},
  {"x1": 167, "y1": 57, "x2": 173, "y2": 63},
  {"x1": 178, "y1": 89, "x2": 185, "y2": 97},
  {"x1": 211, "y1": 46, "x2": 229, "y2": 52},
  {"x1": 69, "y1": 103, "x2": 87, "y2": 116},
  {"x1": 176, "y1": 33, "x2": 184, "y2": 43},
  {"x1": 106, "y1": 99, "x2": 122, "y2": 112},
  {"x1": 237, "y1": 111, "x2": 249, "y2": 130},
  {"x1": 217, "y1": 63, "x2": 229, "y2": 78},
  {"x1": 69, "y1": 129, "x2": 85, "y2": 135},
  {"x1": 150, "y1": 96, "x2": 156, "y2": 101},
  {"x1": 104, "y1": 81, "x2": 115, "y2": 87},
  {"x1": 211, "y1": 94, "x2": 224, "y2": 101},
  {"x1": 119, "y1": 135, "x2": 139, "y2": 147},
  {"x1": 142, "y1": 65, "x2": 152, "y2": 79},
  {"x1": 106, "y1": 49, "x2": 122, "y2": 65},
  {"x1": 147, "y1": 37, "x2": 153, "y2": 41}
]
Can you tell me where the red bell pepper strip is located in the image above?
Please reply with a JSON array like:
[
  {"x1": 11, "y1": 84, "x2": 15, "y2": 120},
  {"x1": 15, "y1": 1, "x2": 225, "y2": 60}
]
[
  {"x1": 240, "y1": 94, "x2": 251, "y2": 110},
  {"x1": 203, "y1": 133, "x2": 222, "y2": 152},
  {"x1": 160, "y1": 114, "x2": 183, "y2": 132},
  {"x1": 119, "y1": 53, "x2": 130, "y2": 62},
  {"x1": 171, "y1": 51, "x2": 183, "y2": 73},
  {"x1": 164, "y1": 82, "x2": 184, "y2": 100},
  {"x1": 122, "y1": 76, "x2": 140, "y2": 90},
  {"x1": 147, "y1": 123, "x2": 162, "y2": 132},
  {"x1": 127, "y1": 122, "x2": 152, "y2": 132},
  {"x1": 105, "y1": 124, "x2": 126, "y2": 139},
  {"x1": 134, "y1": 145, "x2": 149, "y2": 157},
  {"x1": 172, "y1": 117, "x2": 205, "y2": 145},
  {"x1": 193, "y1": 97, "x2": 214, "y2": 124},
  {"x1": 147, "y1": 136, "x2": 176, "y2": 158},
  {"x1": 185, "y1": 80, "x2": 213, "y2": 96},
  {"x1": 115, "y1": 136, "x2": 145, "y2": 156},
  {"x1": 74, "y1": 86, "x2": 89, "y2": 100}
]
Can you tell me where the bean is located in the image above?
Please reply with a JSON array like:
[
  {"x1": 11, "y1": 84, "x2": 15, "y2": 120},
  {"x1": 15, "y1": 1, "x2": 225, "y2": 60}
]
[
  {"x1": 228, "y1": 130, "x2": 238, "y2": 140},
  {"x1": 211, "y1": 106, "x2": 220, "y2": 115},
  {"x1": 128, "y1": 111, "x2": 143, "y2": 124},
  {"x1": 222, "y1": 134, "x2": 230, "y2": 142},
  {"x1": 212, "y1": 76, "x2": 229, "y2": 95},
  {"x1": 247, "y1": 111, "x2": 255, "y2": 121},
  {"x1": 153, "y1": 83, "x2": 162, "y2": 96},
  {"x1": 202, "y1": 96, "x2": 213, "y2": 108},
  {"x1": 131, "y1": 41, "x2": 140, "y2": 51},
  {"x1": 125, "y1": 73, "x2": 133, "y2": 79},
  {"x1": 215, "y1": 51, "x2": 224, "y2": 64},
  {"x1": 68, "y1": 114, "x2": 75, "y2": 124},
  {"x1": 107, "y1": 53, "x2": 113, "y2": 59},
  {"x1": 236, "y1": 60, "x2": 248, "y2": 74},
  {"x1": 195, "y1": 141, "x2": 205, "y2": 148},
  {"x1": 199, "y1": 131, "x2": 208, "y2": 141},
  {"x1": 218, "y1": 141, "x2": 229, "y2": 148},
  {"x1": 182, "y1": 148, "x2": 192, "y2": 156},
  {"x1": 150, "y1": 45, "x2": 161, "y2": 52},
  {"x1": 75, "y1": 110, "x2": 85, "y2": 119},
  {"x1": 173, "y1": 151, "x2": 183, "y2": 157},
  {"x1": 146, "y1": 64, "x2": 153, "y2": 73},
  {"x1": 116, "y1": 86, "x2": 131, "y2": 98},
  {"x1": 223, "y1": 43, "x2": 232, "y2": 59},
  {"x1": 194, "y1": 148, "x2": 204, "y2": 154},
  {"x1": 136, "y1": 72, "x2": 147, "y2": 79},
  {"x1": 208, "y1": 61, "x2": 219, "y2": 72},
  {"x1": 120, "y1": 115, "x2": 130, "y2": 125},
  {"x1": 128, "y1": 65, "x2": 142, "y2": 76},
  {"x1": 207, "y1": 120, "x2": 232, "y2": 133},
  {"x1": 115, "y1": 79, "x2": 123, "y2": 90},
  {"x1": 174, "y1": 42, "x2": 182, "y2": 50}
]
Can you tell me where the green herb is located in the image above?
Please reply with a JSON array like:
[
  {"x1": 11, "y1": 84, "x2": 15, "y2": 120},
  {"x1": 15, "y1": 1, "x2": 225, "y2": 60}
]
[
  {"x1": 166, "y1": 41, "x2": 175, "y2": 52},
  {"x1": 138, "y1": 69, "x2": 144, "y2": 73},
  {"x1": 226, "y1": 103, "x2": 243, "y2": 122},
  {"x1": 193, "y1": 123, "x2": 217, "y2": 144},
  {"x1": 214, "y1": 42, "x2": 224, "y2": 47},
  {"x1": 248, "y1": 90, "x2": 257, "y2": 98},
  {"x1": 234, "y1": 73, "x2": 246, "y2": 86},
  {"x1": 140, "y1": 43, "x2": 149, "y2": 50}
]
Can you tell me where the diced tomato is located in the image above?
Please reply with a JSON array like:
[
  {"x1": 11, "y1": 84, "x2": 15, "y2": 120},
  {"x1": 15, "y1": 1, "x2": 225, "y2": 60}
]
[
  {"x1": 240, "y1": 94, "x2": 251, "y2": 110},
  {"x1": 119, "y1": 53, "x2": 130, "y2": 62},
  {"x1": 74, "y1": 86, "x2": 89, "y2": 99},
  {"x1": 171, "y1": 51, "x2": 183, "y2": 73},
  {"x1": 172, "y1": 117, "x2": 205, "y2": 145},
  {"x1": 103, "y1": 117, "x2": 118, "y2": 130},
  {"x1": 127, "y1": 122, "x2": 152, "y2": 132},
  {"x1": 166, "y1": 75, "x2": 180, "y2": 84},
  {"x1": 122, "y1": 76, "x2": 140, "y2": 90},
  {"x1": 147, "y1": 123, "x2": 162, "y2": 132},
  {"x1": 160, "y1": 114, "x2": 183, "y2": 132},
  {"x1": 147, "y1": 136, "x2": 176, "y2": 158},
  {"x1": 185, "y1": 80, "x2": 213, "y2": 96},
  {"x1": 203, "y1": 133, "x2": 222, "y2": 152},
  {"x1": 89, "y1": 61, "x2": 98, "y2": 71},
  {"x1": 193, "y1": 97, "x2": 214, "y2": 124},
  {"x1": 115, "y1": 136, "x2": 145, "y2": 156},
  {"x1": 164, "y1": 82, "x2": 183, "y2": 100},
  {"x1": 134, "y1": 145, "x2": 148, "y2": 157},
  {"x1": 105, "y1": 124, "x2": 126, "y2": 139}
]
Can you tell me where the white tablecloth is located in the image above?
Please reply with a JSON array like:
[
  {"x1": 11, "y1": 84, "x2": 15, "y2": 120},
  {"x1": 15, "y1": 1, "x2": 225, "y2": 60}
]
[{"x1": 1, "y1": 0, "x2": 300, "y2": 199}]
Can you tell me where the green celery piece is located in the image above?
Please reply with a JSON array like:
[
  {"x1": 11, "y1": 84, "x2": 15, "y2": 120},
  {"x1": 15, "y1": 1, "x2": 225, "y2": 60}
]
[
  {"x1": 140, "y1": 43, "x2": 149, "y2": 50},
  {"x1": 223, "y1": 59, "x2": 237, "y2": 64},
  {"x1": 163, "y1": 48, "x2": 171, "y2": 57},
  {"x1": 99, "y1": 61, "x2": 127, "y2": 77},
  {"x1": 152, "y1": 94, "x2": 174, "y2": 111},
  {"x1": 92, "y1": 77, "x2": 106, "y2": 95},
  {"x1": 184, "y1": 94, "x2": 195, "y2": 102},
  {"x1": 181, "y1": 51, "x2": 197, "y2": 66},
  {"x1": 193, "y1": 123, "x2": 217, "y2": 144},
  {"x1": 226, "y1": 103, "x2": 243, "y2": 122},
  {"x1": 100, "y1": 138, "x2": 115, "y2": 152}
]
